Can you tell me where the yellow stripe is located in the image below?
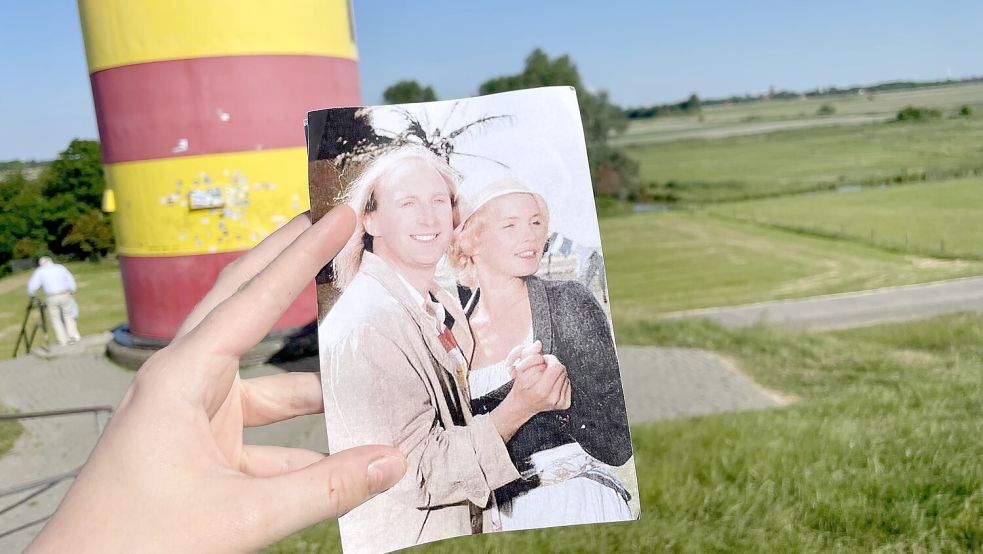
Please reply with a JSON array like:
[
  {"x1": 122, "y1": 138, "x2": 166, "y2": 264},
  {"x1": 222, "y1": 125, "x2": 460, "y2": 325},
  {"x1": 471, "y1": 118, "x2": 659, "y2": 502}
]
[
  {"x1": 105, "y1": 148, "x2": 311, "y2": 256},
  {"x1": 79, "y1": 0, "x2": 357, "y2": 73}
]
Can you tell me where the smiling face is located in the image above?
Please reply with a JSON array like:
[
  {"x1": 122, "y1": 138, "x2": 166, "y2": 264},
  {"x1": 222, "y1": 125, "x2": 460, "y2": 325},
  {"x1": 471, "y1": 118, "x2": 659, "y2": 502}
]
[
  {"x1": 363, "y1": 159, "x2": 455, "y2": 280},
  {"x1": 472, "y1": 192, "x2": 549, "y2": 280}
]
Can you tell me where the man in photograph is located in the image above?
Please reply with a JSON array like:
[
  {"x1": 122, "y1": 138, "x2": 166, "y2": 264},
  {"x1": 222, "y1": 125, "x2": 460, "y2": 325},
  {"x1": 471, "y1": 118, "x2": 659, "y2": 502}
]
[{"x1": 319, "y1": 144, "x2": 571, "y2": 554}]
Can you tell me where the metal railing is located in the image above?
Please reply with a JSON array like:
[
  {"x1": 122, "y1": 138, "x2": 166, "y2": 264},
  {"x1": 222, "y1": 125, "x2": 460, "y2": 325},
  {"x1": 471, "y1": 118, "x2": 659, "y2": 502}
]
[{"x1": 0, "y1": 406, "x2": 112, "y2": 540}]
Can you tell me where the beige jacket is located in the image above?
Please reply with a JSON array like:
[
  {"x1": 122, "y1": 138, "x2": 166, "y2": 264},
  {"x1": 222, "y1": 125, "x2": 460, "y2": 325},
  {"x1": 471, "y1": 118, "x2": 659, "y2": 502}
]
[{"x1": 319, "y1": 252, "x2": 520, "y2": 554}]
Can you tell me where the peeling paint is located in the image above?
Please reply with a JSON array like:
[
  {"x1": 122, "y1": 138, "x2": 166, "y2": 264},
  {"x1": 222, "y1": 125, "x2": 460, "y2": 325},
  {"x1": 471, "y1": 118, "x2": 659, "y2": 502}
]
[
  {"x1": 172, "y1": 138, "x2": 189, "y2": 153},
  {"x1": 107, "y1": 148, "x2": 309, "y2": 256}
]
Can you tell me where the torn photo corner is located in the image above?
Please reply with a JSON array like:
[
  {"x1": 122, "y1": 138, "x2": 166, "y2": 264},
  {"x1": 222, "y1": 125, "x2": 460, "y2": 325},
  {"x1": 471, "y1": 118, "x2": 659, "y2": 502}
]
[{"x1": 307, "y1": 87, "x2": 639, "y2": 554}]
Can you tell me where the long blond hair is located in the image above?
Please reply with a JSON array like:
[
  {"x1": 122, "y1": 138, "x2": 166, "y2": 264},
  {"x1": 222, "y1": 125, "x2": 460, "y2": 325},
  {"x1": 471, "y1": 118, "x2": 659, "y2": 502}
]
[{"x1": 332, "y1": 144, "x2": 461, "y2": 289}]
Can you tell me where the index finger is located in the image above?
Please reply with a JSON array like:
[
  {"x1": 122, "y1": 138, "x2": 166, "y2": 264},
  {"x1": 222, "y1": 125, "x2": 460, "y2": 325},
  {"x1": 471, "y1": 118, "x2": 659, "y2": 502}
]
[{"x1": 184, "y1": 205, "x2": 356, "y2": 360}]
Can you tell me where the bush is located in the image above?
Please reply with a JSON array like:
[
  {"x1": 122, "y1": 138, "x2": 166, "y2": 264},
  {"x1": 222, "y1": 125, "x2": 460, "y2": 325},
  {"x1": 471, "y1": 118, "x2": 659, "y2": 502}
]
[
  {"x1": 896, "y1": 105, "x2": 941, "y2": 121},
  {"x1": 12, "y1": 237, "x2": 45, "y2": 259},
  {"x1": 959, "y1": 105, "x2": 973, "y2": 117},
  {"x1": 62, "y1": 210, "x2": 115, "y2": 260},
  {"x1": 594, "y1": 196, "x2": 634, "y2": 218},
  {"x1": 816, "y1": 103, "x2": 836, "y2": 116}
]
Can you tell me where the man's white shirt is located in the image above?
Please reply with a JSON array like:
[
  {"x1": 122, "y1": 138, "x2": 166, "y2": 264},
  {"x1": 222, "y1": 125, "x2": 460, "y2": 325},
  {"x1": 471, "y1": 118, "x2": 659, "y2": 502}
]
[{"x1": 27, "y1": 264, "x2": 77, "y2": 296}]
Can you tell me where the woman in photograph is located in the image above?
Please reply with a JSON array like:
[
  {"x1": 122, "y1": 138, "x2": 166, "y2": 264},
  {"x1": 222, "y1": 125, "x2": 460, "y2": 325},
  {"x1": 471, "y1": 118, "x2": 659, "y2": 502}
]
[{"x1": 449, "y1": 175, "x2": 634, "y2": 531}]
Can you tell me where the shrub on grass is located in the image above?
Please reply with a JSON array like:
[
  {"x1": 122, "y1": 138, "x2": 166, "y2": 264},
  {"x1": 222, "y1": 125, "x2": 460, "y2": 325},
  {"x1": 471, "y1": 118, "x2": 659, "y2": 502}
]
[
  {"x1": 959, "y1": 105, "x2": 973, "y2": 117},
  {"x1": 817, "y1": 103, "x2": 836, "y2": 116},
  {"x1": 896, "y1": 106, "x2": 941, "y2": 121}
]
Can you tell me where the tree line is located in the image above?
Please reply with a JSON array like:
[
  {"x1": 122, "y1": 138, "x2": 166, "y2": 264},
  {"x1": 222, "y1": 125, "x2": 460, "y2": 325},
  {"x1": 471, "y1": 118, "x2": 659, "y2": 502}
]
[
  {"x1": 626, "y1": 75, "x2": 983, "y2": 121},
  {"x1": 0, "y1": 139, "x2": 112, "y2": 275}
]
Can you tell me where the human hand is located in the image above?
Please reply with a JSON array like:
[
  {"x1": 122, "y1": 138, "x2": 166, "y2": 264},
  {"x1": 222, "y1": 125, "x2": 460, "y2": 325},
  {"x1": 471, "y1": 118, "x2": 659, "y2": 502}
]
[
  {"x1": 510, "y1": 350, "x2": 572, "y2": 415},
  {"x1": 28, "y1": 207, "x2": 407, "y2": 554},
  {"x1": 491, "y1": 341, "x2": 571, "y2": 441}
]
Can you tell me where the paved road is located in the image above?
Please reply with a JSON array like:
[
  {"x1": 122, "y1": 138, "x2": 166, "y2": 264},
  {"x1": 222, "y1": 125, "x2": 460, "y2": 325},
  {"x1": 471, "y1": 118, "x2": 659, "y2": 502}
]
[
  {"x1": 662, "y1": 276, "x2": 983, "y2": 331},
  {"x1": 0, "y1": 342, "x2": 770, "y2": 551}
]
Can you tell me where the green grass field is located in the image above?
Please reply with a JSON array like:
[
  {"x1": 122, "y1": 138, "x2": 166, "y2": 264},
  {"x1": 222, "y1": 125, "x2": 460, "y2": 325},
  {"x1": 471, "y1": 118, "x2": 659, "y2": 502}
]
[
  {"x1": 0, "y1": 259, "x2": 126, "y2": 360},
  {"x1": 600, "y1": 211, "x2": 983, "y2": 321},
  {"x1": 622, "y1": 114, "x2": 983, "y2": 204},
  {"x1": 268, "y1": 312, "x2": 983, "y2": 553},
  {"x1": 706, "y1": 176, "x2": 983, "y2": 259},
  {"x1": 0, "y1": 402, "x2": 23, "y2": 458},
  {"x1": 616, "y1": 81, "x2": 983, "y2": 147}
]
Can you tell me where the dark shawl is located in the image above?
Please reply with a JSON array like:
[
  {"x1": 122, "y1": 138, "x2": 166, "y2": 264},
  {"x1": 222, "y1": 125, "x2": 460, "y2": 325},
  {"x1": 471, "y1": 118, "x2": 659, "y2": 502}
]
[{"x1": 463, "y1": 277, "x2": 633, "y2": 501}]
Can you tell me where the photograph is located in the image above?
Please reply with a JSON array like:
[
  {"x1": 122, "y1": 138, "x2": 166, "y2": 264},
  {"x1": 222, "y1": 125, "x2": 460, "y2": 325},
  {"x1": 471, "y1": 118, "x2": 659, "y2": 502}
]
[{"x1": 307, "y1": 87, "x2": 640, "y2": 554}]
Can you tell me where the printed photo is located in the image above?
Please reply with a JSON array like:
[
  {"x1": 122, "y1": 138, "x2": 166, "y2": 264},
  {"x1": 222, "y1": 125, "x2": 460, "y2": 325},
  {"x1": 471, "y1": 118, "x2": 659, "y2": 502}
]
[{"x1": 307, "y1": 87, "x2": 639, "y2": 554}]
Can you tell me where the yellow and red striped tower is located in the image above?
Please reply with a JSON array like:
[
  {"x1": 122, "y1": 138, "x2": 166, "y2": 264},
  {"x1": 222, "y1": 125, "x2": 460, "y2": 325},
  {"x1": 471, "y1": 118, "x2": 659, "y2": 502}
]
[{"x1": 78, "y1": 1, "x2": 359, "y2": 340}]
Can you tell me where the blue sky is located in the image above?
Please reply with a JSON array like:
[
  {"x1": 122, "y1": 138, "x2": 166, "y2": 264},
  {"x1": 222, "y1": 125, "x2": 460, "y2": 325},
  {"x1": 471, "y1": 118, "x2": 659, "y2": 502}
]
[{"x1": 2, "y1": 1, "x2": 982, "y2": 161}]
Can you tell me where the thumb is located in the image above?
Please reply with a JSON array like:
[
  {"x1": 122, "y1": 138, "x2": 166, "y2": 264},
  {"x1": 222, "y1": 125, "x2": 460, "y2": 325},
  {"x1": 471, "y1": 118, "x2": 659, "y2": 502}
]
[{"x1": 247, "y1": 445, "x2": 406, "y2": 546}]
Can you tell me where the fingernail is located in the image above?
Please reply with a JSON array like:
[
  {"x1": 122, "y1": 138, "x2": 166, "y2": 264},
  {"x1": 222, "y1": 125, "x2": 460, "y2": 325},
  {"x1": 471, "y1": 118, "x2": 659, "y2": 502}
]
[{"x1": 367, "y1": 454, "x2": 406, "y2": 494}]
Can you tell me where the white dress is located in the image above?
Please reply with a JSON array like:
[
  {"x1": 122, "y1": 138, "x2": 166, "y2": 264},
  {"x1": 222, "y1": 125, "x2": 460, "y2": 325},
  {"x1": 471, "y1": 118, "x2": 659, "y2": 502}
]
[{"x1": 468, "y1": 330, "x2": 633, "y2": 532}]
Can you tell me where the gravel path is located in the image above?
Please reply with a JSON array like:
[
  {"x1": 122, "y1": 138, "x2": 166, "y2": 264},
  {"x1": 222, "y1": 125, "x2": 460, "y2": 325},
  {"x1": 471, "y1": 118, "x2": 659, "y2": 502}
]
[
  {"x1": 0, "y1": 342, "x2": 771, "y2": 551},
  {"x1": 662, "y1": 276, "x2": 983, "y2": 331}
]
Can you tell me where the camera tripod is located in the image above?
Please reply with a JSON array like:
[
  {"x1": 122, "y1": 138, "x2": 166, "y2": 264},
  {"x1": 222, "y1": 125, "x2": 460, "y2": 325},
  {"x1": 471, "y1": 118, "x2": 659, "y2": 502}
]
[{"x1": 13, "y1": 297, "x2": 49, "y2": 357}]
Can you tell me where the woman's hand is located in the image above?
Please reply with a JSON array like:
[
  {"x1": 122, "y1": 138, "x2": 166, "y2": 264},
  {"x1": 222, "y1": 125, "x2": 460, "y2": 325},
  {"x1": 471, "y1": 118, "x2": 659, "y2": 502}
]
[
  {"x1": 491, "y1": 341, "x2": 572, "y2": 441},
  {"x1": 28, "y1": 207, "x2": 407, "y2": 554}
]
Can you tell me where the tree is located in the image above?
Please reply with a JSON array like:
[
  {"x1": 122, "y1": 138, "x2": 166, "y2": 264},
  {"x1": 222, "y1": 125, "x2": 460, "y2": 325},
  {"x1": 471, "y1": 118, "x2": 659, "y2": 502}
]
[
  {"x1": 1, "y1": 139, "x2": 113, "y2": 272},
  {"x1": 477, "y1": 49, "x2": 640, "y2": 199},
  {"x1": 62, "y1": 209, "x2": 115, "y2": 259},
  {"x1": 681, "y1": 93, "x2": 702, "y2": 113},
  {"x1": 41, "y1": 139, "x2": 110, "y2": 259},
  {"x1": 382, "y1": 80, "x2": 438, "y2": 104},
  {"x1": 0, "y1": 172, "x2": 49, "y2": 271},
  {"x1": 44, "y1": 139, "x2": 105, "y2": 209}
]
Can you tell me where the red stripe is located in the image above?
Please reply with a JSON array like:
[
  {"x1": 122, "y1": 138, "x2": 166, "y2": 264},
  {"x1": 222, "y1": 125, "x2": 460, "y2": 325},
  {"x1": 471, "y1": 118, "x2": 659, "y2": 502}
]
[
  {"x1": 91, "y1": 55, "x2": 361, "y2": 164},
  {"x1": 119, "y1": 252, "x2": 316, "y2": 340}
]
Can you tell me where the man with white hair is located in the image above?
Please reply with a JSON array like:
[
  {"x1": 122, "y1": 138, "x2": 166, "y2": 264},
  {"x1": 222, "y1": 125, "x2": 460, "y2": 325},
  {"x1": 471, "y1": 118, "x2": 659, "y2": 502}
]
[{"x1": 27, "y1": 256, "x2": 81, "y2": 346}]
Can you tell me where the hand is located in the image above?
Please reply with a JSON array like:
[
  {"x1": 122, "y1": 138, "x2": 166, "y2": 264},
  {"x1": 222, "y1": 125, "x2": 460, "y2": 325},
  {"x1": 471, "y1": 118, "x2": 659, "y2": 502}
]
[
  {"x1": 28, "y1": 207, "x2": 407, "y2": 554},
  {"x1": 491, "y1": 341, "x2": 571, "y2": 441},
  {"x1": 511, "y1": 352, "x2": 572, "y2": 414}
]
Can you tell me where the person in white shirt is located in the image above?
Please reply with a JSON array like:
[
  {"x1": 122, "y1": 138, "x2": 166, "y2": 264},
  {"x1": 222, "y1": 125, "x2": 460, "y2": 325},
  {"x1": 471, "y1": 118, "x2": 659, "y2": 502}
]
[{"x1": 27, "y1": 256, "x2": 81, "y2": 346}]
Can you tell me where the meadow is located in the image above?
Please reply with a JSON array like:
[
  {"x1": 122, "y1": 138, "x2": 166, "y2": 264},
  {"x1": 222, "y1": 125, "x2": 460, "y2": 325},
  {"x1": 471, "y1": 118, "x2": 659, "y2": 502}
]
[
  {"x1": 707, "y1": 176, "x2": 983, "y2": 260},
  {"x1": 269, "y1": 312, "x2": 983, "y2": 553},
  {"x1": 622, "y1": 115, "x2": 983, "y2": 204},
  {"x1": 0, "y1": 259, "x2": 126, "y2": 360},
  {"x1": 601, "y1": 211, "x2": 983, "y2": 320},
  {"x1": 615, "y1": 81, "x2": 983, "y2": 147}
]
